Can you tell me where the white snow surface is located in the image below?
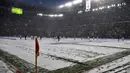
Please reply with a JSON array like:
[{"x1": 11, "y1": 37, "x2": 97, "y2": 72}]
[
  {"x1": 0, "y1": 38, "x2": 128, "y2": 70},
  {"x1": 79, "y1": 39, "x2": 130, "y2": 49},
  {"x1": 83, "y1": 55, "x2": 130, "y2": 73},
  {"x1": 0, "y1": 60, "x2": 13, "y2": 73}
]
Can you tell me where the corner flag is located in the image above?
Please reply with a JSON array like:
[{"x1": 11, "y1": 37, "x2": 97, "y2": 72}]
[
  {"x1": 35, "y1": 38, "x2": 40, "y2": 73},
  {"x1": 35, "y1": 38, "x2": 40, "y2": 57}
]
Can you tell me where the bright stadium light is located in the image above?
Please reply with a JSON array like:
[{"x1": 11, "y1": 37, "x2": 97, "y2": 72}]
[
  {"x1": 107, "y1": 5, "x2": 111, "y2": 9},
  {"x1": 117, "y1": 3, "x2": 121, "y2": 7},
  {"x1": 111, "y1": 4, "x2": 116, "y2": 7},
  {"x1": 49, "y1": 14, "x2": 54, "y2": 17},
  {"x1": 37, "y1": 13, "x2": 43, "y2": 16},
  {"x1": 58, "y1": 14, "x2": 63, "y2": 17},
  {"x1": 78, "y1": 10, "x2": 83, "y2": 14},
  {"x1": 95, "y1": 8, "x2": 98, "y2": 11},
  {"x1": 65, "y1": 2, "x2": 73, "y2": 7},
  {"x1": 92, "y1": 9, "x2": 95, "y2": 11},
  {"x1": 59, "y1": 5, "x2": 64, "y2": 8},
  {"x1": 58, "y1": 0, "x2": 83, "y2": 9},
  {"x1": 102, "y1": 6, "x2": 105, "y2": 9},
  {"x1": 54, "y1": 14, "x2": 57, "y2": 17},
  {"x1": 47, "y1": 14, "x2": 63, "y2": 17},
  {"x1": 72, "y1": 0, "x2": 82, "y2": 4},
  {"x1": 99, "y1": 7, "x2": 103, "y2": 10}
]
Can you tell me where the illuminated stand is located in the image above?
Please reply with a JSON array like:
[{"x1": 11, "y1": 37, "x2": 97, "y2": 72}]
[
  {"x1": 58, "y1": 0, "x2": 126, "y2": 13},
  {"x1": 58, "y1": 0, "x2": 83, "y2": 9}
]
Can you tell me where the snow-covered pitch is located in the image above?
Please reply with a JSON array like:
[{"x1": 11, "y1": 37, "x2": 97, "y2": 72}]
[
  {"x1": 0, "y1": 60, "x2": 13, "y2": 73},
  {"x1": 0, "y1": 37, "x2": 129, "y2": 71}
]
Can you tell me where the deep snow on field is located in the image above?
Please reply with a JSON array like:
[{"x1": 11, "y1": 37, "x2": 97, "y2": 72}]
[{"x1": 0, "y1": 37, "x2": 129, "y2": 70}]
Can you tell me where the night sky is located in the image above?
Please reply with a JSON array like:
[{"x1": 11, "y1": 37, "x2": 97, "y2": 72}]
[{"x1": 13, "y1": 0, "x2": 70, "y2": 7}]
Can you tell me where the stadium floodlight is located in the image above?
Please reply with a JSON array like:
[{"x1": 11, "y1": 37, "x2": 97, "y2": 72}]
[
  {"x1": 58, "y1": 14, "x2": 63, "y2": 17},
  {"x1": 59, "y1": 5, "x2": 64, "y2": 8},
  {"x1": 92, "y1": 9, "x2": 95, "y2": 11},
  {"x1": 102, "y1": 6, "x2": 105, "y2": 9},
  {"x1": 47, "y1": 14, "x2": 63, "y2": 17},
  {"x1": 54, "y1": 14, "x2": 58, "y2": 17},
  {"x1": 72, "y1": 0, "x2": 82, "y2": 5},
  {"x1": 78, "y1": 10, "x2": 83, "y2": 14},
  {"x1": 92, "y1": 8, "x2": 99, "y2": 11},
  {"x1": 95, "y1": 8, "x2": 98, "y2": 11},
  {"x1": 37, "y1": 13, "x2": 43, "y2": 16},
  {"x1": 49, "y1": 14, "x2": 55, "y2": 17},
  {"x1": 107, "y1": 5, "x2": 111, "y2": 9},
  {"x1": 99, "y1": 7, "x2": 104, "y2": 10},
  {"x1": 117, "y1": 3, "x2": 121, "y2": 7},
  {"x1": 65, "y1": 2, "x2": 73, "y2": 7},
  {"x1": 111, "y1": 4, "x2": 116, "y2": 7},
  {"x1": 58, "y1": 0, "x2": 83, "y2": 9}
]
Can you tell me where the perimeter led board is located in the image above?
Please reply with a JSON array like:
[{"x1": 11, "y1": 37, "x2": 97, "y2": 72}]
[{"x1": 12, "y1": 7, "x2": 23, "y2": 15}]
